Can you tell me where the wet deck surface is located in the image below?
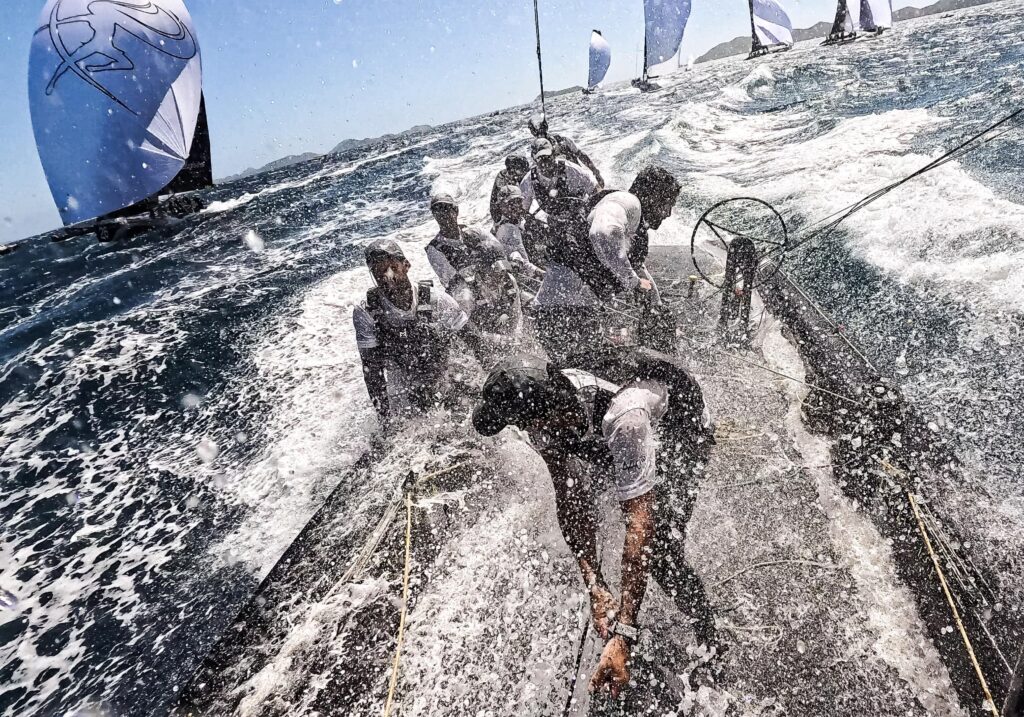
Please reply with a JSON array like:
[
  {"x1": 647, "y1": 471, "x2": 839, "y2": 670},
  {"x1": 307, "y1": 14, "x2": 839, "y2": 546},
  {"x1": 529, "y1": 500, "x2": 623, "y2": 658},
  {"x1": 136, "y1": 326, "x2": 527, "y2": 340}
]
[{"x1": 178, "y1": 246, "x2": 964, "y2": 717}]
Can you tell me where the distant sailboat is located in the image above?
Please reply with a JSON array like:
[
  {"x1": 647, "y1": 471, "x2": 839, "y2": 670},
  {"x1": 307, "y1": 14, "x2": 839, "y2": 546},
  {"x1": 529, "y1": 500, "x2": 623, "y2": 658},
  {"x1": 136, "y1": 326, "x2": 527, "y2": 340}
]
[
  {"x1": 823, "y1": 0, "x2": 861, "y2": 45},
  {"x1": 584, "y1": 30, "x2": 612, "y2": 94},
  {"x1": 859, "y1": 0, "x2": 893, "y2": 36},
  {"x1": 633, "y1": 0, "x2": 692, "y2": 92},
  {"x1": 29, "y1": 0, "x2": 213, "y2": 242},
  {"x1": 748, "y1": 0, "x2": 795, "y2": 59}
]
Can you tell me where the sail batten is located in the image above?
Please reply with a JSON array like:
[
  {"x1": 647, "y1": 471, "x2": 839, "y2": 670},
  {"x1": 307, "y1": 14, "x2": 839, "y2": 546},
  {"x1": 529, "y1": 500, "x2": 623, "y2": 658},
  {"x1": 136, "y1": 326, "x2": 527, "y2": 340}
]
[
  {"x1": 588, "y1": 30, "x2": 611, "y2": 89},
  {"x1": 642, "y1": 0, "x2": 692, "y2": 78},
  {"x1": 29, "y1": 0, "x2": 211, "y2": 226}
]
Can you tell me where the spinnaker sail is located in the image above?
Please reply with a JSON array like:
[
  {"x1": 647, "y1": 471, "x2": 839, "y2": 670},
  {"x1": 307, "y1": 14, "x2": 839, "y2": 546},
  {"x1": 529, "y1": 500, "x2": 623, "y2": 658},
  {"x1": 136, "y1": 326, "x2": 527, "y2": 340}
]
[
  {"x1": 860, "y1": 0, "x2": 893, "y2": 33},
  {"x1": 641, "y1": 0, "x2": 692, "y2": 81},
  {"x1": 824, "y1": 0, "x2": 861, "y2": 44},
  {"x1": 748, "y1": 0, "x2": 795, "y2": 58},
  {"x1": 588, "y1": 30, "x2": 611, "y2": 89},
  {"x1": 29, "y1": 0, "x2": 212, "y2": 227}
]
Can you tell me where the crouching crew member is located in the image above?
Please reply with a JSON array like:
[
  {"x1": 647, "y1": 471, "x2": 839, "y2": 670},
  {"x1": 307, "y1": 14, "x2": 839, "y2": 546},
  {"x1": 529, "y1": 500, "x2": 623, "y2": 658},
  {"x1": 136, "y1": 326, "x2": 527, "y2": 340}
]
[
  {"x1": 528, "y1": 114, "x2": 605, "y2": 189},
  {"x1": 353, "y1": 239, "x2": 484, "y2": 432},
  {"x1": 534, "y1": 165, "x2": 682, "y2": 363},
  {"x1": 472, "y1": 348, "x2": 720, "y2": 697}
]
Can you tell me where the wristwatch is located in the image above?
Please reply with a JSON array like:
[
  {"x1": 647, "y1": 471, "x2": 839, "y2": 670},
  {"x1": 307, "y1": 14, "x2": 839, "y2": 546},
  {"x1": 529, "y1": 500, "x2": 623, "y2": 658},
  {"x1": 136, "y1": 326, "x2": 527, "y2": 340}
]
[{"x1": 612, "y1": 621, "x2": 639, "y2": 643}]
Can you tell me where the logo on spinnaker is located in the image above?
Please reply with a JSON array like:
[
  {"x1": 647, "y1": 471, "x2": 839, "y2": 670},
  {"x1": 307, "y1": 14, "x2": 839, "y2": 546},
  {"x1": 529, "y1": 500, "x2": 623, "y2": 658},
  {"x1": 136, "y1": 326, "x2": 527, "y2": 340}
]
[{"x1": 44, "y1": 0, "x2": 197, "y2": 115}]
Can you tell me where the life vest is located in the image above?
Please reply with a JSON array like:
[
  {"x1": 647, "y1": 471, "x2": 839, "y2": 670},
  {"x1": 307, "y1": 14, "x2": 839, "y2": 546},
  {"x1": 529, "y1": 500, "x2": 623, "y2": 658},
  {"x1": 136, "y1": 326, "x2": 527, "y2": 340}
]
[
  {"x1": 546, "y1": 189, "x2": 651, "y2": 301},
  {"x1": 550, "y1": 346, "x2": 714, "y2": 465},
  {"x1": 365, "y1": 280, "x2": 450, "y2": 408},
  {"x1": 428, "y1": 228, "x2": 476, "y2": 277}
]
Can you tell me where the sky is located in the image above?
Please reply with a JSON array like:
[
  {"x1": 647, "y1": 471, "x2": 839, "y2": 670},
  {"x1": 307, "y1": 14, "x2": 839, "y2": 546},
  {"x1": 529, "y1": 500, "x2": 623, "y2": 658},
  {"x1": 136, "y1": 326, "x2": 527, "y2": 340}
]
[{"x1": 0, "y1": 0, "x2": 934, "y2": 243}]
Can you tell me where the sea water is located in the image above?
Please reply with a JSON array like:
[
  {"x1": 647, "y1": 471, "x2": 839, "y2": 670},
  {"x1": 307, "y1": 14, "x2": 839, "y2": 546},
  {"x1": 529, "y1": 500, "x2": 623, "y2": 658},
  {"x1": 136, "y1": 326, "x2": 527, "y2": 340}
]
[{"x1": 1, "y1": 3, "x2": 1022, "y2": 715}]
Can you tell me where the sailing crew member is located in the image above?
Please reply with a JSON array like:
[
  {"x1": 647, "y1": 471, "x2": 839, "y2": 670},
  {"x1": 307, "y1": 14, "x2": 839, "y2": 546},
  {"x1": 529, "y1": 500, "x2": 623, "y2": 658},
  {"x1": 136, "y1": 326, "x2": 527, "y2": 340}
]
[
  {"x1": 528, "y1": 114, "x2": 605, "y2": 189},
  {"x1": 462, "y1": 234, "x2": 525, "y2": 348},
  {"x1": 519, "y1": 137, "x2": 598, "y2": 240},
  {"x1": 353, "y1": 238, "x2": 484, "y2": 432},
  {"x1": 427, "y1": 192, "x2": 482, "y2": 315},
  {"x1": 472, "y1": 350, "x2": 720, "y2": 697},
  {"x1": 494, "y1": 185, "x2": 543, "y2": 280},
  {"x1": 489, "y1": 154, "x2": 531, "y2": 226},
  {"x1": 533, "y1": 165, "x2": 681, "y2": 363}
]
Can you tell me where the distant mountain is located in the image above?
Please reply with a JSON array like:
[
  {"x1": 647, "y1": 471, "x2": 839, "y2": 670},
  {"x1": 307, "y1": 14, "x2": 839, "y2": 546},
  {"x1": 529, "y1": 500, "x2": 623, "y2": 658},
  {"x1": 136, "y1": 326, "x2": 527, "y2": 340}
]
[
  {"x1": 221, "y1": 153, "x2": 320, "y2": 183},
  {"x1": 220, "y1": 124, "x2": 436, "y2": 183},
  {"x1": 696, "y1": 0, "x2": 1003, "y2": 63},
  {"x1": 330, "y1": 124, "x2": 434, "y2": 156},
  {"x1": 534, "y1": 86, "x2": 585, "y2": 102}
]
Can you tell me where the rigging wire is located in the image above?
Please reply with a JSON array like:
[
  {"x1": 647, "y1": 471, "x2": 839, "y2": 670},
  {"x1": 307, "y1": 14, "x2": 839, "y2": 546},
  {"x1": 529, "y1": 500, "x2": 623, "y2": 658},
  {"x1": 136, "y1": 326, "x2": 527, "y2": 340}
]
[{"x1": 759, "y1": 107, "x2": 1024, "y2": 268}]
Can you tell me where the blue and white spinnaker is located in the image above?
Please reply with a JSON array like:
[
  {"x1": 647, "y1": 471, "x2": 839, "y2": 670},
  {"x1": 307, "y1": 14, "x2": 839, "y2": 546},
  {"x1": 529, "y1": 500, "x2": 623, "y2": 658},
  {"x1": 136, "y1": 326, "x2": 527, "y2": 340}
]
[
  {"x1": 29, "y1": 0, "x2": 211, "y2": 226},
  {"x1": 642, "y1": 0, "x2": 691, "y2": 79},
  {"x1": 588, "y1": 30, "x2": 611, "y2": 90}
]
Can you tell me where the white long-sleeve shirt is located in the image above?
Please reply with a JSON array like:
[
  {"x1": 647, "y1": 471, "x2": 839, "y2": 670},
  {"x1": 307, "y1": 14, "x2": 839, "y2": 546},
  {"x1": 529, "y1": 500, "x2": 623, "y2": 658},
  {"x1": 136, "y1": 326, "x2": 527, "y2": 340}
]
[
  {"x1": 528, "y1": 371, "x2": 671, "y2": 502},
  {"x1": 534, "y1": 190, "x2": 657, "y2": 307},
  {"x1": 426, "y1": 237, "x2": 458, "y2": 289}
]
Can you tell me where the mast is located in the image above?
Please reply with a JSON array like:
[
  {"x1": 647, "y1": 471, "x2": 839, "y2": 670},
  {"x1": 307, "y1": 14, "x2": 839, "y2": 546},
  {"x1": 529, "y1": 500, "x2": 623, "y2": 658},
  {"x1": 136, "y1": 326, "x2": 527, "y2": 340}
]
[
  {"x1": 748, "y1": 0, "x2": 765, "y2": 55},
  {"x1": 532, "y1": 0, "x2": 546, "y2": 121}
]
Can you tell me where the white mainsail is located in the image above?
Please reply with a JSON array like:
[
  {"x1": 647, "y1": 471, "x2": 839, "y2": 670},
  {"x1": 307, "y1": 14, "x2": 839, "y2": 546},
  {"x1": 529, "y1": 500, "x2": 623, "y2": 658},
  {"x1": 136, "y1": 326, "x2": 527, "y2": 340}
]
[
  {"x1": 751, "y1": 0, "x2": 795, "y2": 50},
  {"x1": 29, "y1": 0, "x2": 209, "y2": 226},
  {"x1": 588, "y1": 30, "x2": 612, "y2": 89},
  {"x1": 642, "y1": 0, "x2": 692, "y2": 77},
  {"x1": 844, "y1": 0, "x2": 862, "y2": 34}
]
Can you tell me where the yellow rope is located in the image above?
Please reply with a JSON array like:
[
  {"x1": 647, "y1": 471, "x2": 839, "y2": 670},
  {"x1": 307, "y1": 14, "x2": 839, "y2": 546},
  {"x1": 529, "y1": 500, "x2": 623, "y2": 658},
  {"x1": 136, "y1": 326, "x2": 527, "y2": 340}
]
[
  {"x1": 382, "y1": 491, "x2": 414, "y2": 717},
  {"x1": 879, "y1": 460, "x2": 998, "y2": 715},
  {"x1": 907, "y1": 491, "x2": 997, "y2": 715}
]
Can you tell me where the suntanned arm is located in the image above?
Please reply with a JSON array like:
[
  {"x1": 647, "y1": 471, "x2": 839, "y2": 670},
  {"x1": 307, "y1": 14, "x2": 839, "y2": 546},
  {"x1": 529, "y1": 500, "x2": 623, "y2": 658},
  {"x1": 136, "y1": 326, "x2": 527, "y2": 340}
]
[
  {"x1": 358, "y1": 347, "x2": 390, "y2": 428},
  {"x1": 616, "y1": 490, "x2": 656, "y2": 627}
]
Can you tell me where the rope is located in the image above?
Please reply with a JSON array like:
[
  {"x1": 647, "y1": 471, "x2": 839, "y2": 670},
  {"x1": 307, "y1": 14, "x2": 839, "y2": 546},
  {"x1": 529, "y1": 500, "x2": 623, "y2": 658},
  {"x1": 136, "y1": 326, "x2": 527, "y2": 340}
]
[
  {"x1": 878, "y1": 459, "x2": 999, "y2": 714},
  {"x1": 712, "y1": 560, "x2": 839, "y2": 589},
  {"x1": 532, "y1": 0, "x2": 547, "y2": 121},
  {"x1": 382, "y1": 490, "x2": 414, "y2": 717},
  {"x1": 377, "y1": 462, "x2": 468, "y2": 716},
  {"x1": 907, "y1": 490, "x2": 998, "y2": 715}
]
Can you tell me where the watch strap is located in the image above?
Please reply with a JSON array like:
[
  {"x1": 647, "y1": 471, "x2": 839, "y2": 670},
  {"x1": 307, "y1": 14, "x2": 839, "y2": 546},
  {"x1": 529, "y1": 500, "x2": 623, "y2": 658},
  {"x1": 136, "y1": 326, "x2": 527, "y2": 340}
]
[{"x1": 613, "y1": 621, "x2": 639, "y2": 643}]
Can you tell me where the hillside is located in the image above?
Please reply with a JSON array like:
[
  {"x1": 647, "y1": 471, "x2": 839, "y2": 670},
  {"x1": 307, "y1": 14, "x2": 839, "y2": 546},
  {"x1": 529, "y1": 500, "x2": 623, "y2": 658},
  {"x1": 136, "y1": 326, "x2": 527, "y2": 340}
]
[{"x1": 696, "y1": 0, "x2": 1002, "y2": 63}]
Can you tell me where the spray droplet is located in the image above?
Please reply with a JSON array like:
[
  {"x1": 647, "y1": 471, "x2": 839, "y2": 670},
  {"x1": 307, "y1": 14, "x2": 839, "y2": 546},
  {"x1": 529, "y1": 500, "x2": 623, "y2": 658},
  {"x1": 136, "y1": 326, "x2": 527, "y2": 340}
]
[
  {"x1": 244, "y1": 230, "x2": 265, "y2": 253},
  {"x1": 65, "y1": 491, "x2": 81, "y2": 506},
  {"x1": 197, "y1": 439, "x2": 220, "y2": 464},
  {"x1": 186, "y1": 495, "x2": 201, "y2": 509},
  {"x1": 181, "y1": 393, "x2": 203, "y2": 409}
]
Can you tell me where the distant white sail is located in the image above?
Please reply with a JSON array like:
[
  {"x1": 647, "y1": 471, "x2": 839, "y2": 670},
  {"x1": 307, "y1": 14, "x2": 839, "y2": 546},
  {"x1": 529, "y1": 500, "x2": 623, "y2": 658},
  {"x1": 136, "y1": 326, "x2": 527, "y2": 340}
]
[
  {"x1": 864, "y1": 0, "x2": 893, "y2": 29},
  {"x1": 844, "y1": 0, "x2": 862, "y2": 34},
  {"x1": 29, "y1": 0, "x2": 207, "y2": 226},
  {"x1": 588, "y1": 30, "x2": 611, "y2": 89},
  {"x1": 752, "y1": 0, "x2": 795, "y2": 49},
  {"x1": 643, "y1": 0, "x2": 692, "y2": 75}
]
